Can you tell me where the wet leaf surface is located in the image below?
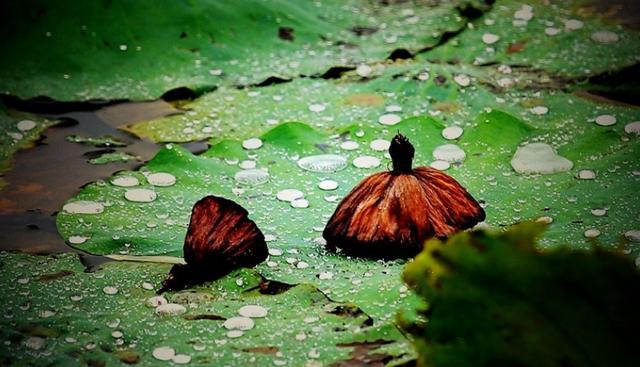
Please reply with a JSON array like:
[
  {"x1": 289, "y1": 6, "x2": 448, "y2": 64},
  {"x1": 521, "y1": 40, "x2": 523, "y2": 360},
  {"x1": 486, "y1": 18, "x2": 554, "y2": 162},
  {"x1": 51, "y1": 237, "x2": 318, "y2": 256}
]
[
  {"x1": 0, "y1": 0, "x2": 639, "y2": 366},
  {"x1": 0, "y1": 252, "x2": 410, "y2": 366},
  {"x1": 402, "y1": 223, "x2": 640, "y2": 367},
  {"x1": 0, "y1": 0, "x2": 472, "y2": 100}
]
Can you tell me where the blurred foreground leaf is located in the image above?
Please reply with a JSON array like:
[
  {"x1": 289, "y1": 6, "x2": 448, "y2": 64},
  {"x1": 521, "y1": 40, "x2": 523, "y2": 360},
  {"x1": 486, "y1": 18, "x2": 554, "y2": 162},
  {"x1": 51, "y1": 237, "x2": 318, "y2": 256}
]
[{"x1": 402, "y1": 222, "x2": 640, "y2": 367}]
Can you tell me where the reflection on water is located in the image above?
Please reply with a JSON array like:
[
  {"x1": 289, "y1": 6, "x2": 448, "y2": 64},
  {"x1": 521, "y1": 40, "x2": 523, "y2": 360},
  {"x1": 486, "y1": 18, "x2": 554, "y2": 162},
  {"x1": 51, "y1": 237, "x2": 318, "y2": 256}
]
[{"x1": 0, "y1": 100, "x2": 187, "y2": 267}]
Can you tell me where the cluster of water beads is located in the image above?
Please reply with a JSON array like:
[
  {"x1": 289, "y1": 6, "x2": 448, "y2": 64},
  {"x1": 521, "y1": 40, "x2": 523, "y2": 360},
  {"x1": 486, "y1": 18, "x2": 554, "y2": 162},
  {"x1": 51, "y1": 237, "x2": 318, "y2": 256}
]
[
  {"x1": 222, "y1": 305, "x2": 268, "y2": 338},
  {"x1": 276, "y1": 189, "x2": 309, "y2": 209},
  {"x1": 234, "y1": 169, "x2": 270, "y2": 186},
  {"x1": 152, "y1": 346, "x2": 191, "y2": 364},
  {"x1": 529, "y1": 106, "x2": 549, "y2": 116}
]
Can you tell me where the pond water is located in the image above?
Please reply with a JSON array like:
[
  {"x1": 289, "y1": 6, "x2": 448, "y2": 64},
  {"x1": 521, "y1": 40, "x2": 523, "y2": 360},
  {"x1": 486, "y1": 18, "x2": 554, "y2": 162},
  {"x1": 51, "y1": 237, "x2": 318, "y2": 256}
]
[{"x1": 0, "y1": 99, "x2": 208, "y2": 267}]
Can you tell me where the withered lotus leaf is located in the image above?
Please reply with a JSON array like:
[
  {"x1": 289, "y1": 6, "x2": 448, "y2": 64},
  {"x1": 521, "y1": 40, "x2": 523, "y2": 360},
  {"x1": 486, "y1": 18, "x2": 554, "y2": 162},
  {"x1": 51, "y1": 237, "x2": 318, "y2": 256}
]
[
  {"x1": 160, "y1": 196, "x2": 268, "y2": 292},
  {"x1": 323, "y1": 134, "x2": 485, "y2": 259}
]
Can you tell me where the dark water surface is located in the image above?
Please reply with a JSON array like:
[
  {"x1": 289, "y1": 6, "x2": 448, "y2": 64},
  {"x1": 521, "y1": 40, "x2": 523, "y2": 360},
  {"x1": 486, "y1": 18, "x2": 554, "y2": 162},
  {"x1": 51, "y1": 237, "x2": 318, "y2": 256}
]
[{"x1": 0, "y1": 100, "x2": 187, "y2": 267}]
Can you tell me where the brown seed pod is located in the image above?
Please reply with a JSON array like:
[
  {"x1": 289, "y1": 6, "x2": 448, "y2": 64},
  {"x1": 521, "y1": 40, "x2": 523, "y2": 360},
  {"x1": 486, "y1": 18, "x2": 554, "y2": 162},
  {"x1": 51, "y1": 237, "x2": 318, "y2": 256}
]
[
  {"x1": 323, "y1": 134, "x2": 485, "y2": 259},
  {"x1": 159, "y1": 196, "x2": 268, "y2": 293}
]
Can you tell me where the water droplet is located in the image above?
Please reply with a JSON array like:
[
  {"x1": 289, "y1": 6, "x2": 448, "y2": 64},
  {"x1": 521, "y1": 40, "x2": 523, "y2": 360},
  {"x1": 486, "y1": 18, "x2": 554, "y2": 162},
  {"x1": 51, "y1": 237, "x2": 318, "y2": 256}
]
[
  {"x1": 242, "y1": 138, "x2": 263, "y2": 150},
  {"x1": 239, "y1": 160, "x2": 256, "y2": 169},
  {"x1": 277, "y1": 189, "x2": 304, "y2": 202},
  {"x1": 529, "y1": 106, "x2": 549, "y2": 115},
  {"x1": 584, "y1": 229, "x2": 601, "y2": 238},
  {"x1": 497, "y1": 77, "x2": 514, "y2": 88},
  {"x1": 370, "y1": 139, "x2": 390, "y2": 151},
  {"x1": 235, "y1": 169, "x2": 269, "y2": 185},
  {"x1": 298, "y1": 155, "x2": 347, "y2": 172},
  {"x1": 340, "y1": 141, "x2": 359, "y2": 150},
  {"x1": 591, "y1": 208, "x2": 607, "y2": 217},
  {"x1": 318, "y1": 180, "x2": 338, "y2": 191},
  {"x1": 591, "y1": 30, "x2": 619, "y2": 44},
  {"x1": 153, "y1": 346, "x2": 175, "y2": 361},
  {"x1": 111, "y1": 331, "x2": 123, "y2": 338},
  {"x1": 595, "y1": 114, "x2": 616, "y2": 126},
  {"x1": 269, "y1": 248, "x2": 283, "y2": 256},
  {"x1": 353, "y1": 156, "x2": 381, "y2": 169},
  {"x1": 433, "y1": 144, "x2": 466, "y2": 163},
  {"x1": 625, "y1": 122, "x2": 640, "y2": 135},
  {"x1": 147, "y1": 172, "x2": 176, "y2": 187},
  {"x1": 103, "y1": 286, "x2": 118, "y2": 295},
  {"x1": 624, "y1": 230, "x2": 640, "y2": 242},
  {"x1": 111, "y1": 176, "x2": 139, "y2": 187},
  {"x1": 442, "y1": 126, "x2": 463, "y2": 140},
  {"x1": 223, "y1": 317, "x2": 255, "y2": 330},
  {"x1": 124, "y1": 188, "x2": 157, "y2": 202},
  {"x1": 146, "y1": 296, "x2": 168, "y2": 308},
  {"x1": 238, "y1": 305, "x2": 268, "y2": 318},
  {"x1": 545, "y1": 27, "x2": 561, "y2": 36},
  {"x1": 23, "y1": 337, "x2": 45, "y2": 350},
  {"x1": 514, "y1": 6, "x2": 533, "y2": 21},
  {"x1": 227, "y1": 330, "x2": 244, "y2": 338},
  {"x1": 63, "y1": 201, "x2": 104, "y2": 214},
  {"x1": 564, "y1": 19, "x2": 583, "y2": 30},
  {"x1": 378, "y1": 114, "x2": 401, "y2": 126},
  {"x1": 576, "y1": 169, "x2": 596, "y2": 180},
  {"x1": 173, "y1": 354, "x2": 191, "y2": 364},
  {"x1": 291, "y1": 198, "x2": 309, "y2": 208},
  {"x1": 68, "y1": 235, "x2": 89, "y2": 244},
  {"x1": 17, "y1": 120, "x2": 37, "y2": 131},
  {"x1": 510, "y1": 143, "x2": 573, "y2": 174},
  {"x1": 386, "y1": 105, "x2": 402, "y2": 112},
  {"x1": 430, "y1": 160, "x2": 450, "y2": 170},
  {"x1": 304, "y1": 316, "x2": 319, "y2": 324},
  {"x1": 156, "y1": 303, "x2": 187, "y2": 316},
  {"x1": 8, "y1": 132, "x2": 23, "y2": 140},
  {"x1": 308, "y1": 103, "x2": 326, "y2": 113},
  {"x1": 482, "y1": 33, "x2": 500, "y2": 44},
  {"x1": 356, "y1": 64, "x2": 372, "y2": 77},
  {"x1": 318, "y1": 272, "x2": 333, "y2": 280},
  {"x1": 536, "y1": 216, "x2": 553, "y2": 224},
  {"x1": 454, "y1": 74, "x2": 470, "y2": 87},
  {"x1": 417, "y1": 71, "x2": 430, "y2": 81}
]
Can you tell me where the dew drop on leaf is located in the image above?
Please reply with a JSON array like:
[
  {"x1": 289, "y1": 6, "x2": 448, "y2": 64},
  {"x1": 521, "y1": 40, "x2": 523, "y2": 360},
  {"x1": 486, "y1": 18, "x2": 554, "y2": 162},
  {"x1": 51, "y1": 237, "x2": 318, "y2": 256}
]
[
  {"x1": 111, "y1": 176, "x2": 139, "y2": 187},
  {"x1": 234, "y1": 169, "x2": 269, "y2": 185},
  {"x1": 378, "y1": 113, "x2": 401, "y2": 126},
  {"x1": 297, "y1": 154, "x2": 347, "y2": 172},
  {"x1": 353, "y1": 156, "x2": 381, "y2": 169},
  {"x1": 147, "y1": 172, "x2": 176, "y2": 187},
  {"x1": 442, "y1": 126, "x2": 463, "y2": 140},
  {"x1": 124, "y1": 188, "x2": 157, "y2": 203},
  {"x1": 433, "y1": 144, "x2": 466, "y2": 163}
]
